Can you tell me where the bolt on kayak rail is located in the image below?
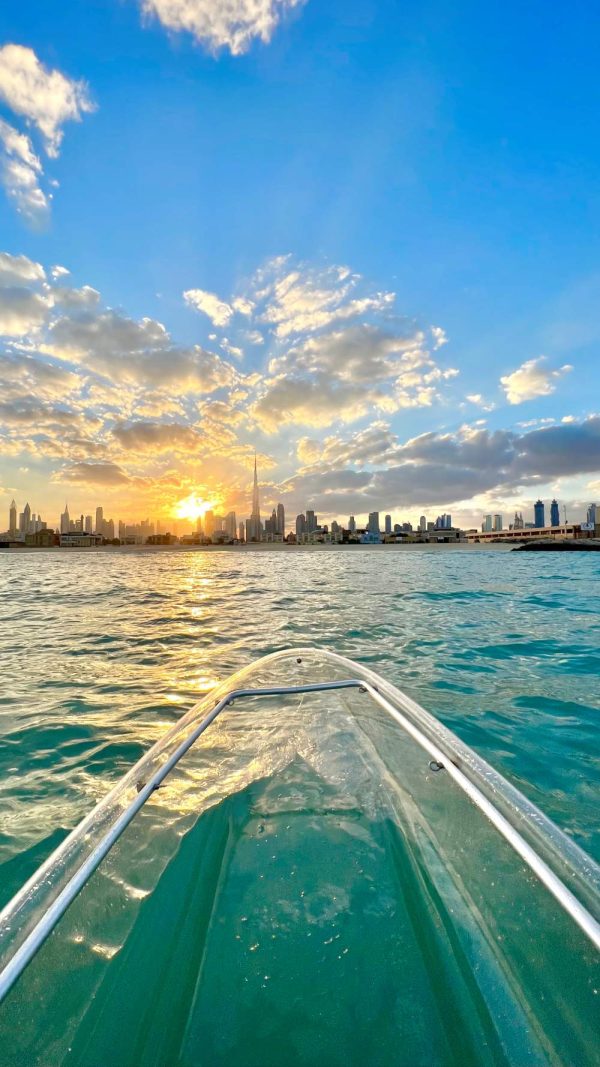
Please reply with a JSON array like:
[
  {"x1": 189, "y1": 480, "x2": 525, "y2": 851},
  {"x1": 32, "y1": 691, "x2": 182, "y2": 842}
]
[{"x1": 0, "y1": 675, "x2": 599, "y2": 1007}]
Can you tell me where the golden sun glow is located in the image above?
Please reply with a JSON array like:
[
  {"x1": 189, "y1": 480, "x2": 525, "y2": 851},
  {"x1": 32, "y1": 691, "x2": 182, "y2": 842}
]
[{"x1": 175, "y1": 493, "x2": 216, "y2": 522}]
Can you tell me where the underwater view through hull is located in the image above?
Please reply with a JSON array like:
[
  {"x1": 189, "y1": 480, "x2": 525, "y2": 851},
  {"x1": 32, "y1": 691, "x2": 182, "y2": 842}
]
[{"x1": 0, "y1": 648, "x2": 598, "y2": 1067}]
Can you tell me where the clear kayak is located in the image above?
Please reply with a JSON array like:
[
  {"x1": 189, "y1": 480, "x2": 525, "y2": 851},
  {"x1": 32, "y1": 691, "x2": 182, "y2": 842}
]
[{"x1": 0, "y1": 647, "x2": 598, "y2": 1066}]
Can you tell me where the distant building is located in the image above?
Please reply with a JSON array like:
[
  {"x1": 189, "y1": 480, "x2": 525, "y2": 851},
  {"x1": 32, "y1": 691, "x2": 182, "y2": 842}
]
[
  {"x1": 296, "y1": 513, "x2": 306, "y2": 538},
  {"x1": 25, "y1": 529, "x2": 56, "y2": 547},
  {"x1": 483, "y1": 514, "x2": 493, "y2": 533},
  {"x1": 384, "y1": 514, "x2": 392, "y2": 535},
  {"x1": 19, "y1": 502, "x2": 31, "y2": 536},
  {"x1": 224, "y1": 511, "x2": 237, "y2": 539},
  {"x1": 513, "y1": 512, "x2": 524, "y2": 529},
  {"x1": 276, "y1": 502, "x2": 285, "y2": 537},
  {"x1": 9, "y1": 500, "x2": 17, "y2": 537},
  {"x1": 204, "y1": 510, "x2": 215, "y2": 537},
  {"x1": 265, "y1": 508, "x2": 278, "y2": 536},
  {"x1": 367, "y1": 511, "x2": 380, "y2": 535},
  {"x1": 348, "y1": 515, "x2": 356, "y2": 533},
  {"x1": 60, "y1": 532, "x2": 102, "y2": 547},
  {"x1": 306, "y1": 510, "x2": 317, "y2": 533},
  {"x1": 550, "y1": 499, "x2": 560, "y2": 527},
  {"x1": 60, "y1": 504, "x2": 70, "y2": 535},
  {"x1": 238, "y1": 521, "x2": 245, "y2": 542},
  {"x1": 95, "y1": 506, "x2": 104, "y2": 536},
  {"x1": 534, "y1": 500, "x2": 545, "y2": 528},
  {"x1": 587, "y1": 503, "x2": 597, "y2": 526},
  {"x1": 493, "y1": 514, "x2": 503, "y2": 532},
  {"x1": 468, "y1": 523, "x2": 591, "y2": 544}
]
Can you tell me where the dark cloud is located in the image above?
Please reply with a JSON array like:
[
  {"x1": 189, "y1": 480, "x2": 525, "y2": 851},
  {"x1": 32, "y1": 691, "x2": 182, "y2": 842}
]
[
  {"x1": 280, "y1": 417, "x2": 600, "y2": 512},
  {"x1": 112, "y1": 420, "x2": 201, "y2": 453},
  {"x1": 57, "y1": 461, "x2": 130, "y2": 486}
]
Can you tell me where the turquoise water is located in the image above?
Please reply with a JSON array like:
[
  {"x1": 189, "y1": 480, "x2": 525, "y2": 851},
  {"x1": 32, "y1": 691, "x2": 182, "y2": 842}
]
[{"x1": 0, "y1": 546, "x2": 599, "y2": 1065}]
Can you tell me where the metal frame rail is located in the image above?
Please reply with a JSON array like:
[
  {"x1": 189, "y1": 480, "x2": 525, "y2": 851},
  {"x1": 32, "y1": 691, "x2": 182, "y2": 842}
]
[{"x1": 0, "y1": 677, "x2": 599, "y2": 1006}]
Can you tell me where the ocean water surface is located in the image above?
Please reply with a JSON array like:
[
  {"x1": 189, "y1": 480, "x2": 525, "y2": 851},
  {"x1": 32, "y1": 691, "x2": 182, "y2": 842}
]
[{"x1": 0, "y1": 545, "x2": 598, "y2": 1066}]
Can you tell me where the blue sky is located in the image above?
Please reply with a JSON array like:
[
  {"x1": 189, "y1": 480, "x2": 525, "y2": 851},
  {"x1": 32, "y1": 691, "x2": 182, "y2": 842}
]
[{"x1": 0, "y1": 0, "x2": 599, "y2": 529}]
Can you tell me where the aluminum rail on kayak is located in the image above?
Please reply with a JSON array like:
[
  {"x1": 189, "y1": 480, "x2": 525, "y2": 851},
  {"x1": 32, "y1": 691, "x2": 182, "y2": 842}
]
[{"x1": 1, "y1": 670, "x2": 599, "y2": 1007}]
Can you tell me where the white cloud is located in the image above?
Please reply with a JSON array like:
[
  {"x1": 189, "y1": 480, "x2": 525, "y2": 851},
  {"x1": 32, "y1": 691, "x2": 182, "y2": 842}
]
[
  {"x1": 0, "y1": 46, "x2": 94, "y2": 220},
  {"x1": 465, "y1": 392, "x2": 495, "y2": 412},
  {"x1": 297, "y1": 422, "x2": 400, "y2": 469},
  {"x1": 0, "y1": 287, "x2": 50, "y2": 336},
  {"x1": 431, "y1": 326, "x2": 448, "y2": 348},
  {"x1": 181, "y1": 256, "x2": 458, "y2": 434},
  {"x1": 140, "y1": 0, "x2": 306, "y2": 55},
  {"x1": 500, "y1": 356, "x2": 573, "y2": 405},
  {"x1": 184, "y1": 287, "x2": 234, "y2": 326},
  {"x1": 45, "y1": 307, "x2": 239, "y2": 392},
  {"x1": 251, "y1": 373, "x2": 378, "y2": 431},
  {"x1": 255, "y1": 258, "x2": 396, "y2": 339},
  {"x1": 269, "y1": 324, "x2": 424, "y2": 384},
  {"x1": 0, "y1": 117, "x2": 48, "y2": 219},
  {"x1": 0, "y1": 251, "x2": 45, "y2": 286},
  {"x1": 51, "y1": 285, "x2": 101, "y2": 308},
  {"x1": 0, "y1": 44, "x2": 94, "y2": 157}
]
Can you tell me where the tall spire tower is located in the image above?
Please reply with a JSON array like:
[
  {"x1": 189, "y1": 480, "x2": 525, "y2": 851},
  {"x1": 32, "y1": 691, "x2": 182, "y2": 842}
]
[
  {"x1": 251, "y1": 453, "x2": 260, "y2": 521},
  {"x1": 246, "y1": 452, "x2": 263, "y2": 542}
]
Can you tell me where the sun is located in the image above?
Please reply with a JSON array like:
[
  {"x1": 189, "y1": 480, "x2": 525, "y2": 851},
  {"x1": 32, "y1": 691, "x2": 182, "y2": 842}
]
[{"x1": 175, "y1": 494, "x2": 215, "y2": 522}]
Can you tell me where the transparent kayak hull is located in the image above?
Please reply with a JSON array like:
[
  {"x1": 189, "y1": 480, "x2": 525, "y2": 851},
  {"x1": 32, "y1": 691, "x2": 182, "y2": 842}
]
[{"x1": 0, "y1": 648, "x2": 598, "y2": 1066}]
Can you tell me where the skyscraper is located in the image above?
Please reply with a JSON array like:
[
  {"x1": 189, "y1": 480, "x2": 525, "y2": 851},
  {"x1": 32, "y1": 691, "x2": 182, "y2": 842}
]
[
  {"x1": 225, "y1": 511, "x2": 237, "y2": 539},
  {"x1": 367, "y1": 511, "x2": 380, "y2": 534},
  {"x1": 296, "y1": 514, "x2": 306, "y2": 538},
  {"x1": 60, "y1": 504, "x2": 70, "y2": 535},
  {"x1": 246, "y1": 454, "x2": 263, "y2": 541},
  {"x1": 204, "y1": 510, "x2": 215, "y2": 536},
  {"x1": 85, "y1": 515, "x2": 92, "y2": 534},
  {"x1": 550, "y1": 499, "x2": 560, "y2": 527},
  {"x1": 419, "y1": 515, "x2": 427, "y2": 532},
  {"x1": 534, "y1": 499, "x2": 545, "y2": 528},
  {"x1": 587, "y1": 503, "x2": 597, "y2": 526},
  {"x1": 493, "y1": 514, "x2": 502, "y2": 531},
  {"x1": 276, "y1": 502, "x2": 285, "y2": 536},
  {"x1": 20, "y1": 502, "x2": 31, "y2": 535},
  {"x1": 9, "y1": 500, "x2": 17, "y2": 537},
  {"x1": 483, "y1": 514, "x2": 493, "y2": 532},
  {"x1": 348, "y1": 515, "x2": 356, "y2": 533},
  {"x1": 265, "y1": 508, "x2": 277, "y2": 536},
  {"x1": 384, "y1": 514, "x2": 392, "y2": 535},
  {"x1": 95, "y1": 506, "x2": 104, "y2": 536},
  {"x1": 306, "y1": 510, "x2": 317, "y2": 533}
]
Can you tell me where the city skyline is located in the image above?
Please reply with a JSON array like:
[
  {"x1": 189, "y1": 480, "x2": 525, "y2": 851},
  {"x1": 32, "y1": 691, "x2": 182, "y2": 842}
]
[
  {"x1": 1, "y1": 6, "x2": 600, "y2": 528},
  {"x1": 5, "y1": 486, "x2": 597, "y2": 543}
]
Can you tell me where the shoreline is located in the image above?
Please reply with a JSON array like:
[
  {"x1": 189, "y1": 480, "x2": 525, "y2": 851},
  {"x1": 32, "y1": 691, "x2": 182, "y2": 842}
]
[{"x1": 0, "y1": 541, "x2": 515, "y2": 553}]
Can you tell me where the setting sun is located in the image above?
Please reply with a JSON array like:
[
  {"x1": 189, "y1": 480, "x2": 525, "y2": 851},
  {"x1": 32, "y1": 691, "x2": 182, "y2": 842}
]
[{"x1": 175, "y1": 494, "x2": 216, "y2": 522}]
